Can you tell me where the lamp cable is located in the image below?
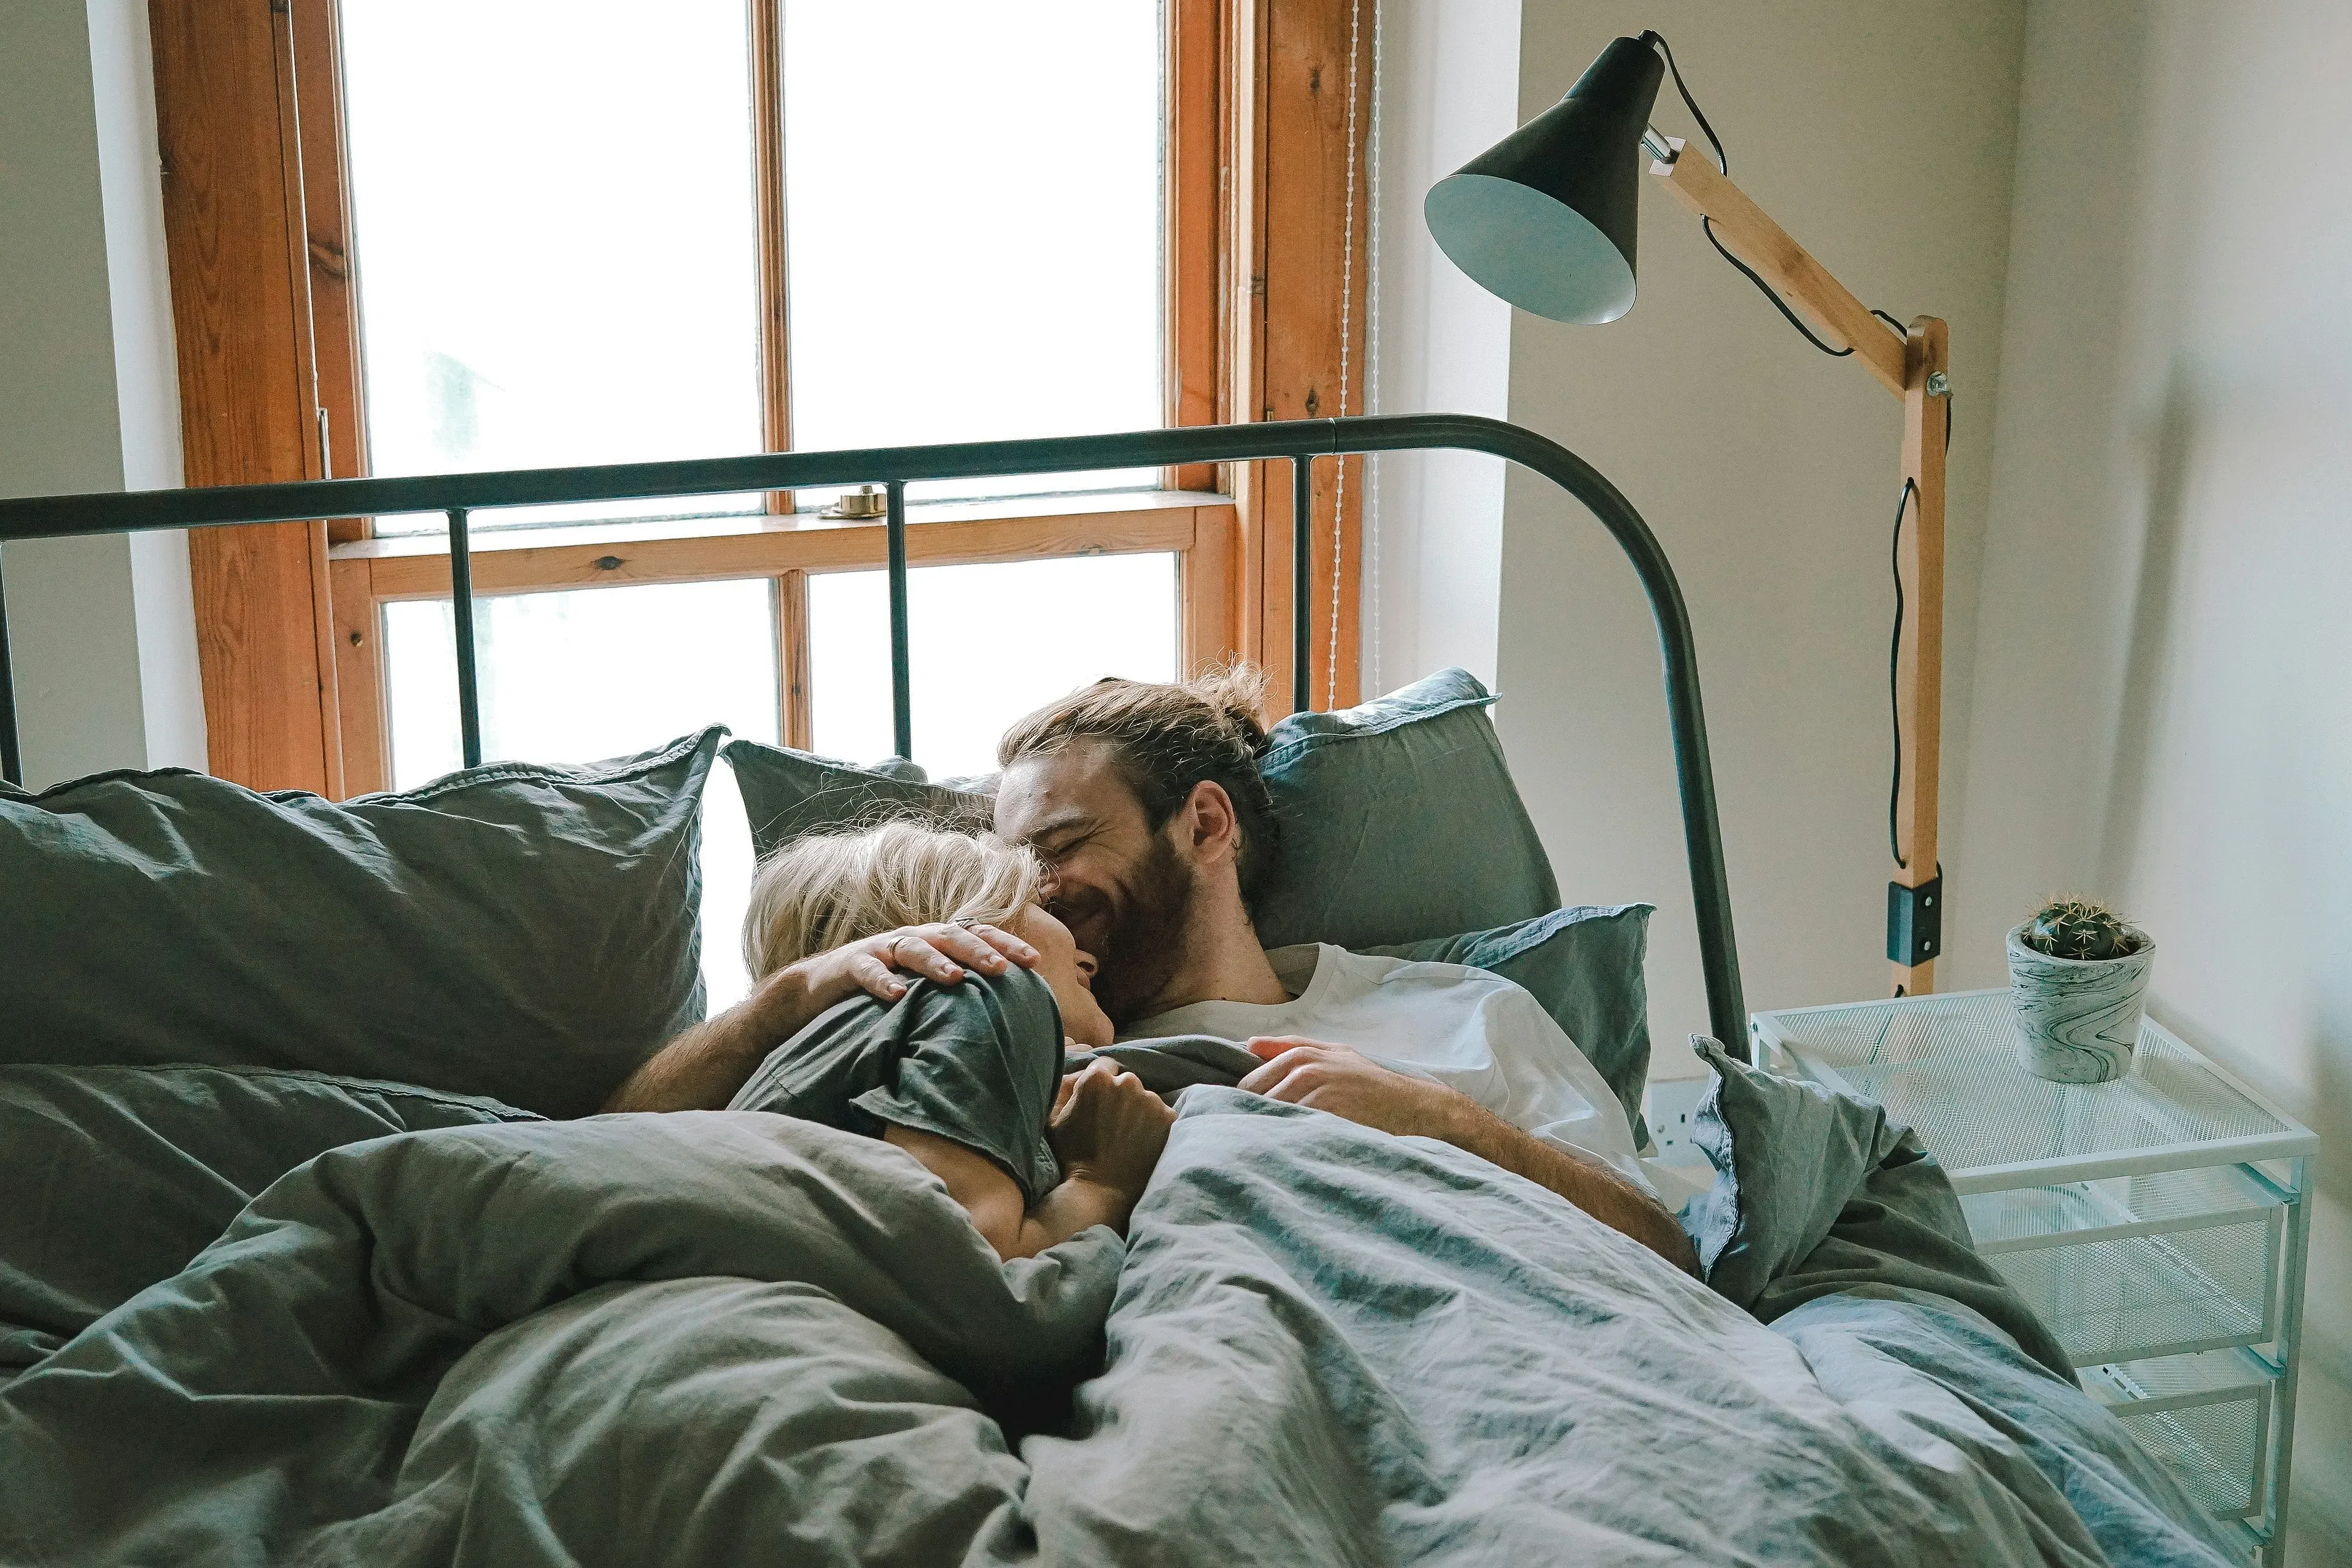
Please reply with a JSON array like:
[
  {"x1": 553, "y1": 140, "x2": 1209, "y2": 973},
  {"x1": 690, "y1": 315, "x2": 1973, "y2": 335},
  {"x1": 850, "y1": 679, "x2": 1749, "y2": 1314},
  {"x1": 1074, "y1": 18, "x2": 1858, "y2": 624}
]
[
  {"x1": 1648, "y1": 31, "x2": 1908, "y2": 363},
  {"x1": 1888, "y1": 476, "x2": 1917, "y2": 869},
  {"x1": 1648, "y1": 31, "x2": 1957, "y2": 880}
]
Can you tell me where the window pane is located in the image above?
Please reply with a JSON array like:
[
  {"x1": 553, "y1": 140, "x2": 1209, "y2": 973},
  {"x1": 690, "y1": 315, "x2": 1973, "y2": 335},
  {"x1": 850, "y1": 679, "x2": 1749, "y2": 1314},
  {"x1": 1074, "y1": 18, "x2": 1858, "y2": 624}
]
[
  {"x1": 783, "y1": 1, "x2": 1162, "y2": 505},
  {"x1": 809, "y1": 553, "x2": 1178, "y2": 779},
  {"x1": 382, "y1": 579, "x2": 780, "y2": 1009},
  {"x1": 342, "y1": 2, "x2": 763, "y2": 532}
]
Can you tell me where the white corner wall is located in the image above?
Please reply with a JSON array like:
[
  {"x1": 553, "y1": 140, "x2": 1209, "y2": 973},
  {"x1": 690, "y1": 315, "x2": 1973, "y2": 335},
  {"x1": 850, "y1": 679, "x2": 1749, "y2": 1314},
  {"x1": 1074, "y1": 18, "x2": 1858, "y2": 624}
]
[
  {"x1": 1490, "y1": 1, "x2": 2028, "y2": 1071},
  {"x1": 1362, "y1": 0, "x2": 1520, "y2": 695},
  {"x1": 0, "y1": 0, "x2": 199, "y2": 788},
  {"x1": 1958, "y1": 2, "x2": 2352, "y2": 1555}
]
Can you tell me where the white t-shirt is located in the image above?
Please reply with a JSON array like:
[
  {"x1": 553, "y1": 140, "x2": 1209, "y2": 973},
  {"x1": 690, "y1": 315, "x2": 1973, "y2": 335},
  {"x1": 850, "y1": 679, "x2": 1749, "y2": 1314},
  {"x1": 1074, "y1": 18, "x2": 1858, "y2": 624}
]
[{"x1": 1123, "y1": 943, "x2": 1653, "y2": 1195}]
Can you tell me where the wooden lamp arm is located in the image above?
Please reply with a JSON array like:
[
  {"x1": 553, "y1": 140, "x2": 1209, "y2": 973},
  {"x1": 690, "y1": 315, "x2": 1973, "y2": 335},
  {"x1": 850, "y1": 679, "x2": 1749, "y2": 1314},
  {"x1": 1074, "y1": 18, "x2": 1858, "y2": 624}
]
[
  {"x1": 1648, "y1": 138, "x2": 1909, "y2": 397},
  {"x1": 1648, "y1": 136, "x2": 1952, "y2": 995}
]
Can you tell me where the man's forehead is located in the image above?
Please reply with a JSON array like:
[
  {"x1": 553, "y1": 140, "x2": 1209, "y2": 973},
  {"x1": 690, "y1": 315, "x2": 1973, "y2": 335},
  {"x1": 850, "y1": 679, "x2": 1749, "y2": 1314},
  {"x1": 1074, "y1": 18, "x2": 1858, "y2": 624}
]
[{"x1": 995, "y1": 743, "x2": 1137, "y2": 839}]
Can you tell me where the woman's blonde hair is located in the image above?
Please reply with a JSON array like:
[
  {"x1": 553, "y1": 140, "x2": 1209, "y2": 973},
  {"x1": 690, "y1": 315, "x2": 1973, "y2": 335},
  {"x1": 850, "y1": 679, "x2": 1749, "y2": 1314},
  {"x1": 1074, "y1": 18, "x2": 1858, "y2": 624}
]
[{"x1": 742, "y1": 818, "x2": 1047, "y2": 981}]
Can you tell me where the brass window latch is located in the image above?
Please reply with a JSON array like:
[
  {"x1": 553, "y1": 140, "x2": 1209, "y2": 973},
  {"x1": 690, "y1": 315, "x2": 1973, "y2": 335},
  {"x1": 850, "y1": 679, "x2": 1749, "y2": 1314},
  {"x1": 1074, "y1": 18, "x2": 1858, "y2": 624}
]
[{"x1": 823, "y1": 484, "x2": 888, "y2": 520}]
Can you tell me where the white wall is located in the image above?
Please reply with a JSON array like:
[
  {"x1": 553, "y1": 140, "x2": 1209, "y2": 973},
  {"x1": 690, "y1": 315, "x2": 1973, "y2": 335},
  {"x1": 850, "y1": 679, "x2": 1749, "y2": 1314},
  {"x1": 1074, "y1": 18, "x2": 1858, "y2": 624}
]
[
  {"x1": 0, "y1": 0, "x2": 200, "y2": 788},
  {"x1": 1488, "y1": 2, "x2": 2027, "y2": 1072},
  {"x1": 1957, "y1": 2, "x2": 2352, "y2": 1556},
  {"x1": 1363, "y1": 0, "x2": 1521, "y2": 694}
]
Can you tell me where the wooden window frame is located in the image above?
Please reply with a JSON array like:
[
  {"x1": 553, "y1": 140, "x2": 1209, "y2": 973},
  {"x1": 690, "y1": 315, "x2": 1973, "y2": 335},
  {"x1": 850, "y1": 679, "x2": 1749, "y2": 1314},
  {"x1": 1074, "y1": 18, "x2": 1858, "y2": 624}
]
[{"x1": 151, "y1": 0, "x2": 1370, "y2": 796}]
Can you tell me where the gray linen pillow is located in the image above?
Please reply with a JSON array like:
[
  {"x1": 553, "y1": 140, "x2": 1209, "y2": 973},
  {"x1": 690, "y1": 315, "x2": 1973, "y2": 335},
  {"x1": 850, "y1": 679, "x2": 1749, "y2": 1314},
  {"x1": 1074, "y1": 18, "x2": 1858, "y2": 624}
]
[
  {"x1": 1364, "y1": 903, "x2": 1653, "y2": 1145},
  {"x1": 0, "y1": 1063, "x2": 538, "y2": 1372},
  {"x1": 725, "y1": 742, "x2": 990, "y2": 862},
  {"x1": 1253, "y1": 667, "x2": 1558, "y2": 950},
  {"x1": 724, "y1": 667, "x2": 1559, "y2": 952},
  {"x1": 0, "y1": 729, "x2": 721, "y2": 1118}
]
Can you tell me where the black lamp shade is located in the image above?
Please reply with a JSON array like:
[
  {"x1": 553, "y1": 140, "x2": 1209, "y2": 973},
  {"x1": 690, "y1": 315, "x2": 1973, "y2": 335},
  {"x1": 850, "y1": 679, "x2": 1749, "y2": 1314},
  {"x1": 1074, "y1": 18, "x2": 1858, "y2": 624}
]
[{"x1": 1424, "y1": 36, "x2": 1664, "y2": 324}]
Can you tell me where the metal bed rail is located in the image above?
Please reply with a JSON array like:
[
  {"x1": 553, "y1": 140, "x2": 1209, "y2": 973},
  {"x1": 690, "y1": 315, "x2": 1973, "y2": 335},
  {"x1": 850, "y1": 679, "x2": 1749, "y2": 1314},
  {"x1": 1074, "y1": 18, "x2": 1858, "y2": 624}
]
[{"x1": 0, "y1": 413, "x2": 1748, "y2": 1049}]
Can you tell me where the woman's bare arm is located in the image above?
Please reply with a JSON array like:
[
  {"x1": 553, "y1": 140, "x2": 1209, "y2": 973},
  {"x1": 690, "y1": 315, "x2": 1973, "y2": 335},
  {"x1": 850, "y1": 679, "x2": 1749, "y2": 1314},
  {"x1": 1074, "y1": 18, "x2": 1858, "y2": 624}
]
[
  {"x1": 882, "y1": 1127, "x2": 1133, "y2": 1261},
  {"x1": 880, "y1": 1064, "x2": 1175, "y2": 1263}
]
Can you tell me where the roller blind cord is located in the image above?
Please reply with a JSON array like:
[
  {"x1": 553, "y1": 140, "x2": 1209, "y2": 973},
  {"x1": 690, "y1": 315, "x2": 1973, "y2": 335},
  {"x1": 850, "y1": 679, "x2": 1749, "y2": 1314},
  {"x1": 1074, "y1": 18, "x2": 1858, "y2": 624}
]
[
  {"x1": 1327, "y1": 0, "x2": 1367, "y2": 712},
  {"x1": 1362, "y1": 0, "x2": 1383, "y2": 701}
]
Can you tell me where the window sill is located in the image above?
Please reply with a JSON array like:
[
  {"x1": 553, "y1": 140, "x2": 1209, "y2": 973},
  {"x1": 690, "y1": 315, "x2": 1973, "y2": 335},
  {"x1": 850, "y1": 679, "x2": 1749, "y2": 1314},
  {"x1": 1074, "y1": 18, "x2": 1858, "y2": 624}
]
[
  {"x1": 328, "y1": 486, "x2": 1227, "y2": 563},
  {"x1": 324, "y1": 487, "x2": 1243, "y2": 799}
]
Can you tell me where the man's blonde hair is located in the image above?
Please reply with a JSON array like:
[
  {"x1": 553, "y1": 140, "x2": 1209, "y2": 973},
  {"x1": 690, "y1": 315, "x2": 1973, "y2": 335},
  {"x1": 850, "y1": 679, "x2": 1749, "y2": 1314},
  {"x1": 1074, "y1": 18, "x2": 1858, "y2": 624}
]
[{"x1": 742, "y1": 819, "x2": 1047, "y2": 981}]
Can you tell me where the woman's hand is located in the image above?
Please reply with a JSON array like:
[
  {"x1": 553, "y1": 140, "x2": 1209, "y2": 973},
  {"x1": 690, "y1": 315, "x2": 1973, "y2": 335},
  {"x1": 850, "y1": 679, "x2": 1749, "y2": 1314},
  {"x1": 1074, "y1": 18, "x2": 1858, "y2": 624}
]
[
  {"x1": 793, "y1": 921, "x2": 1039, "y2": 1011},
  {"x1": 1048, "y1": 1060, "x2": 1175, "y2": 1202}
]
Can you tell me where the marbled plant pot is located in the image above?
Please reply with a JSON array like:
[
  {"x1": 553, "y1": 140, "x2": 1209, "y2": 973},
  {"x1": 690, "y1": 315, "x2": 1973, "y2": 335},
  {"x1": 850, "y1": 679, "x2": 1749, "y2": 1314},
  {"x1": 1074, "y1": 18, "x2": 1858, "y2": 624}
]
[{"x1": 2006, "y1": 923, "x2": 2155, "y2": 1084}]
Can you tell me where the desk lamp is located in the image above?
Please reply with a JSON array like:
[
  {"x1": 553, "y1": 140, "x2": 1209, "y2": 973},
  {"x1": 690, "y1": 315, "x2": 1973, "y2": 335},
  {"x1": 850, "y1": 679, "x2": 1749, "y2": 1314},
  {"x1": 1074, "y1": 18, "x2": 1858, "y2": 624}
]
[{"x1": 1426, "y1": 30, "x2": 1951, "y2": 996}]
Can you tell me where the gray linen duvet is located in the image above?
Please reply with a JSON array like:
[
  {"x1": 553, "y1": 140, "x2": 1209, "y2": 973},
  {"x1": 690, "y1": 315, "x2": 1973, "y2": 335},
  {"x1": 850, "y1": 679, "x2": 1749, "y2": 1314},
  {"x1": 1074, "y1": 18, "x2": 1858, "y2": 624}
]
[{"x1": 1, "y1": 1087, "x2": 2235, "y2": 1566}]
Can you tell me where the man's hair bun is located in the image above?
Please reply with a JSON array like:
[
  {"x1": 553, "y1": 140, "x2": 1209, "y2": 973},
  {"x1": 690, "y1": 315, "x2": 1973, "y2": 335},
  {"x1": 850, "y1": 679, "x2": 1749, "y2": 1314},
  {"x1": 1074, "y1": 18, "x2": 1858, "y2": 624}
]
[
  {"x1": 998, "y1": 662, "x2": 1281, "y2": 902},
  {"x1": 1186, "y1": 664, "x2": 1272, "y2": 759}
]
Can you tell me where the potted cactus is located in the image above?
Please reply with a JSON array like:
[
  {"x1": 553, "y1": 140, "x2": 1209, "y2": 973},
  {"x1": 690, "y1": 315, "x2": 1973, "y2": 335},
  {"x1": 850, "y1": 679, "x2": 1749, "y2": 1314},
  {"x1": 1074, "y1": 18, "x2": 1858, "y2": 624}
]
[{"x1": 2006, "y1": 897, "x2": 2155, "y2": 1083}]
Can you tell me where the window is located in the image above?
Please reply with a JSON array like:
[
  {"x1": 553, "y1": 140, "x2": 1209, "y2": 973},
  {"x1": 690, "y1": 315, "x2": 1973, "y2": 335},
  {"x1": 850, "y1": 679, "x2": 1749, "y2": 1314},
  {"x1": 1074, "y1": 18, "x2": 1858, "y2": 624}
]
[
  {"x1": 151, "y1": 0, "x2": 1370, "y2": 809},
  {"x1": 780, "y1": 2, "x2": 1165, "y2": 503},
  {"x1": 808, "y1": 553, "x2": 1180, "y2": 776},
  {"x1": 331, "y1": 0, "x2": 1198, "y2": 805},
  {"x1": 381, "y1": 576, "x2": 777, "y2": 1003},
  {"x1": 339, "y1": 1, "x2": 766, "y2": 526}
]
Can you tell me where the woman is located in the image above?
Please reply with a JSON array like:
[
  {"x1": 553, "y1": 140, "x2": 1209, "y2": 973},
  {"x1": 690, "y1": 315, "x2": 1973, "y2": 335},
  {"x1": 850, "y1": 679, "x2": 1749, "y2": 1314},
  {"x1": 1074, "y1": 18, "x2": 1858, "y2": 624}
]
[{"x1": 730, "y1": 820, "x2": 1174, "y2": 1263}]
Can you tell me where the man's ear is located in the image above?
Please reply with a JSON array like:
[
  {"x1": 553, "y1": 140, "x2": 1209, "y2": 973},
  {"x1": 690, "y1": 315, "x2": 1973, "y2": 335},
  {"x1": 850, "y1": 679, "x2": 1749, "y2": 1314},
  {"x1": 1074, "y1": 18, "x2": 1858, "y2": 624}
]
[{"x1": 1177, "y1": 779, "x2": 1240, "y2": 866}]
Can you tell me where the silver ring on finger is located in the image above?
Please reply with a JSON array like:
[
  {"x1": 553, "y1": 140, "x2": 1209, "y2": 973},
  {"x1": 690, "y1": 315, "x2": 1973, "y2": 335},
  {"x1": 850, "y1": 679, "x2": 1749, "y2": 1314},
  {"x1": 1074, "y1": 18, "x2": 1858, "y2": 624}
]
[{"x1": 952, "y1": 915, "x2": 979, "y2": 929}]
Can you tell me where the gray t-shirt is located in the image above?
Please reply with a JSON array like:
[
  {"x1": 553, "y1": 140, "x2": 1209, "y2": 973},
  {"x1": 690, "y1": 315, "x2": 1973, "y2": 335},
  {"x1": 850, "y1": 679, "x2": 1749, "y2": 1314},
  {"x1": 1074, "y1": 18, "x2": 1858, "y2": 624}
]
[{"x1": 728, "y1": 968, "x2": 1066, "y2": 1205}]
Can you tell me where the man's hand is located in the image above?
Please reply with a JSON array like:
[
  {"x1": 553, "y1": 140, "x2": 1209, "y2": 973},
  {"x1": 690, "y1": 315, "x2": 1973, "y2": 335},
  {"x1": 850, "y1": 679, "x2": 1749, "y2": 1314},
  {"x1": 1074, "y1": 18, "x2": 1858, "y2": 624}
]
[
  {"x1": 1236, "y1": 1036, "x2": 1465, "y2": 1141},
  {"x1": 1236, "y1": 1035, "x2": 1698, "y2": 1276},
  {"x1": 602, "y1": 922, "x2": 1039, "y2": 1114},
  {"x1": 1048, "y1": 1060, "x2": 1175, "y2": 1203}
]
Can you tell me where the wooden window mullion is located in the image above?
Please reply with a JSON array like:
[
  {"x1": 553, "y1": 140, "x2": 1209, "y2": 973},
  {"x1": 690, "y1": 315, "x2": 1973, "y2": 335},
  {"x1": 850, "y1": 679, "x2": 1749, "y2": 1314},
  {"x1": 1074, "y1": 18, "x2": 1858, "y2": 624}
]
[
  {"x1": 1166, "y1": 0, "x2": 1222, "y2": 494},
  {"x1": 777, "y1": 569, "x2": 812, "y2": 749},
  {"x1": 1238, "y1": 0, "x2": 1367, "y2": 713},
  {"x1": 152, "y1": 0, "x2": 343, "y2": 794},
  {"x1": 291, "y1": 0, "x2": 367, "y2": 523},
  {"x1": 750, "y1": 0, "x2": 794, "y2": 517}
]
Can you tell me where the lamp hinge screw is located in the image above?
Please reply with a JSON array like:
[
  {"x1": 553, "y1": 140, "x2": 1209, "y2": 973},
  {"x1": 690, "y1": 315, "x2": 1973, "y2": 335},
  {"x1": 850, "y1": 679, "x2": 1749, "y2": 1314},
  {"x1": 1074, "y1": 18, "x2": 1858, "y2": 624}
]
[{"x1": 1927, "y1": 371, "x2": 1950, "y2": 397}]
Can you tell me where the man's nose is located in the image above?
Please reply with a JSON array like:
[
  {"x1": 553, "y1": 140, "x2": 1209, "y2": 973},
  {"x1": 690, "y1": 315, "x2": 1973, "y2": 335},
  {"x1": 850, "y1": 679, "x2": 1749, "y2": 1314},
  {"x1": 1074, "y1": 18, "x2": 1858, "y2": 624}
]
[{"x1": 1075, "y1": 950, "x2": 1100, "y2": 982}]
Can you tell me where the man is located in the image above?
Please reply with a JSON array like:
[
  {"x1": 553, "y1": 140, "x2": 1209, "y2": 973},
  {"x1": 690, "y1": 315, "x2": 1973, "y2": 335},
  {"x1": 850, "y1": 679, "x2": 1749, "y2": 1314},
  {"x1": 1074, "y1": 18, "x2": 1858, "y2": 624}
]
[
  {"x1": 992, "y1": 668, "x2": 1693, "y2": 1272},
  {"x1": 609, "y1": 669, "x2": 1694, "y2": 1273}
]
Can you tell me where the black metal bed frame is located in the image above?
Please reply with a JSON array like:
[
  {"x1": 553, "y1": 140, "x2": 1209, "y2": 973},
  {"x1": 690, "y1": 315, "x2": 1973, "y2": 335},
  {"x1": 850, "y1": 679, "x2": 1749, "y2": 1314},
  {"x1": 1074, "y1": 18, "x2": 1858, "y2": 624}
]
[{"x1": 0, "y1": 413, "x2": 1747, "y2": 1049}]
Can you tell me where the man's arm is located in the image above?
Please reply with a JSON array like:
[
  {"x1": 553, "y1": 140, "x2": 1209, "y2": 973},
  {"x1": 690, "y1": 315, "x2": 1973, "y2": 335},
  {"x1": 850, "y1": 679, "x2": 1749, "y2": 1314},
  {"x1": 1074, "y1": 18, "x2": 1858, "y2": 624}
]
[
  {"x1": 602, "y1": 922, "x2": 1038, "y2": 1114},
  {"x1": 1237, "y1": 1037, "x2": 1698, "y2": 1275}
]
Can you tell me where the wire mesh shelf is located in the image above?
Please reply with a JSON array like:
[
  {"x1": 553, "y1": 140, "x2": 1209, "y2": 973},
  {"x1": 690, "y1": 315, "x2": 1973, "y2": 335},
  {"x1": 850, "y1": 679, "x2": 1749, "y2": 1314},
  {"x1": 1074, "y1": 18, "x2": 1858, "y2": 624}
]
[
  {"x1": 1961, "y1": 1164, "x2": 2280, "y2": 1251},
  {"x1": 2085, "y1": 1349, "x2": 2274, "y2": 1519},
  {"x1": 1960, "y1": 1163, "x2": 2284, "y2": 1365},
  {"x1": 1753, "y1": 990, "x2": 2310, "y2": 1188},
  {"x1": 1753, "y1": 989, "x2": 2315, "y2": 1562},
  {"x1": 1993, "y1": 1220, "x2": 2276, "y2": 1365}
]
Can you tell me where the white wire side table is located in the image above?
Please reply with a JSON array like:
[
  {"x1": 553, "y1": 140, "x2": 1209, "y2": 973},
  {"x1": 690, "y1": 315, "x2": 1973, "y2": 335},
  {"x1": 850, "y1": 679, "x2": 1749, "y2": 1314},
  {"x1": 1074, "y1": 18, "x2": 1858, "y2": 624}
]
[{"x1": 1750, "y1": 988, "x2": 2317, "y2": 1567}]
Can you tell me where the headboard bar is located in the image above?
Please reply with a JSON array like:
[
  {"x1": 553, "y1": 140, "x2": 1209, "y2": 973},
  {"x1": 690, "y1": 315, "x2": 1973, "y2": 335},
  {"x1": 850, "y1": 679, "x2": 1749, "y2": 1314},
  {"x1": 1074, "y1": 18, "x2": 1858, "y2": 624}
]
[{"x1": 0, "y1": 414, "x2": 1748, "y2": 1054}]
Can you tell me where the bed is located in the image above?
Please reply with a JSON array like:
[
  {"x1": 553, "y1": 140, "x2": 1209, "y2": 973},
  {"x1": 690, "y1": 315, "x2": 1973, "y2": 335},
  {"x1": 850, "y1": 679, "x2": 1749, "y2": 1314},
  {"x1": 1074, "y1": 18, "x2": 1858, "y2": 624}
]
[{"x1": 0, "y1": 416, "x2": 2245, "y2": 1564}]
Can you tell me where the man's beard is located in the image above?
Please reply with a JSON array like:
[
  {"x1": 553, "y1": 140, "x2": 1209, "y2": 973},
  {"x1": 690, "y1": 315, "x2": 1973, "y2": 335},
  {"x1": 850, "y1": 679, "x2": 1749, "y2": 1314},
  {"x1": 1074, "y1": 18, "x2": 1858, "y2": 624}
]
[{"x1": 1088, "y1": 834, "x2": 1196, "y2": 1027}]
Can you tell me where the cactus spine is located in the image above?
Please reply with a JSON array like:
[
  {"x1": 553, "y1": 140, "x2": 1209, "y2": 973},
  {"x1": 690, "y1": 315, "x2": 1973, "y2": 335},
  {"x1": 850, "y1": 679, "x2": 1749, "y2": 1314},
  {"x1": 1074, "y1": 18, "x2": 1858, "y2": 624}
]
[{"x1": 2022, "y1": 896, "x2": 2146, "y2": 962}]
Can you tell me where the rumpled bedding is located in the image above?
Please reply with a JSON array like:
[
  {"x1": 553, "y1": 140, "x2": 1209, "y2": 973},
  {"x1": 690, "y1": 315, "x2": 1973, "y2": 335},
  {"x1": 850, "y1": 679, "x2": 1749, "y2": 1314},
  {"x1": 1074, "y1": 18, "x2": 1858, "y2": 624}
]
[{"x1": 0, "y1": 1087, "x2": 2237, "y2": 1566}]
